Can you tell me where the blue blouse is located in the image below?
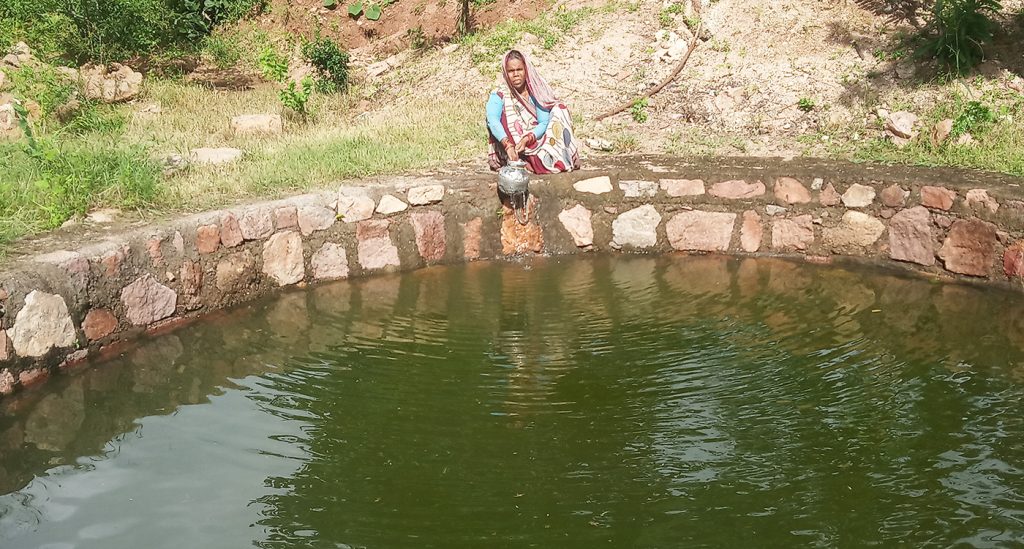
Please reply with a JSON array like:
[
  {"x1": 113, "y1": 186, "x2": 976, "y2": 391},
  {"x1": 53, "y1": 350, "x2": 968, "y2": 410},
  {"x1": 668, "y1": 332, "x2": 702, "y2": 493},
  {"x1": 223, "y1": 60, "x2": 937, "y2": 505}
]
[{"x1": 486, "y1": 90, "x2": 551, "y2": 143}]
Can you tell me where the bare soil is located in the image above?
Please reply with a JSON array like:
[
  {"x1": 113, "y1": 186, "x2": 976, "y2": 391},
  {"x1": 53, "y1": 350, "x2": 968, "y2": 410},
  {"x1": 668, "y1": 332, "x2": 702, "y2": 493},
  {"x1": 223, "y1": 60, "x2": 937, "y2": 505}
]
[{"x1": 255, "y1": 0, "x2": 550, "y2": 54}]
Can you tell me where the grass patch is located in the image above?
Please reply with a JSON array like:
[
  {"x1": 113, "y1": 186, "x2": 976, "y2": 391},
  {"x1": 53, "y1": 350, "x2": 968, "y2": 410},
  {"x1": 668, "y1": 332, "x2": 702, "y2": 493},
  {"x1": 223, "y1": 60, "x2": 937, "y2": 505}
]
[
  {"x1": 842, "y1": 91, "x2": 1024, "y2": 176},
  {"x1": 1, "y1": 139, "x2": 161, "y2": 250},
  {"x1": 158, "y1": 95, "x2": 483, "y2": 208}
]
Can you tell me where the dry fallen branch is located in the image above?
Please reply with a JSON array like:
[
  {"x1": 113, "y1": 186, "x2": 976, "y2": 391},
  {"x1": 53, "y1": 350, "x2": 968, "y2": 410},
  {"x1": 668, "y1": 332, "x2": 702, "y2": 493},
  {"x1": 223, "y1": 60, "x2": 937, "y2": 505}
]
[{"x1": 594, "y1": 21, "x2": 703, "y2": 122}]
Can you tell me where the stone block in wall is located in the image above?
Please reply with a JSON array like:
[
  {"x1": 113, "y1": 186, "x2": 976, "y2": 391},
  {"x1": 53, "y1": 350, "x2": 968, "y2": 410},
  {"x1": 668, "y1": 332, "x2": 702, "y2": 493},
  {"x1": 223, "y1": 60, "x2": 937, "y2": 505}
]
[
  {"x1": 612, "y1": 205, "x2": 661, "y2": 249},
  {"x1": 0, "y1": 369, "x2": 13, "y2": 395},
  {"x1": 146, "y1": 236, "x2": 165, "y2": 268},
  {"x1": 462, "y1": 218, "x2": 483, "y2": 260},
  {"x1": 410, "y1": 211, "x2": 446, "y2": 262},
  {"x1": 1004, "y1": 241, "x2": 1024, "y2": 279},
  {"x1": 9, "y1": 291, "x2": 77, "y2": 357},
  {"x1": 83, "y1": 309, "x2": 118, "y2": 341},
  {"x1": 196, "y1": 224, "x2": 220, "y2": 254},
  {"x1": 889, "y1": 206, "x2": 934, "y2": 266},
  {"x1": 220, "y1": 212, "x2": 243, "y2": 247},
  {"x1": 216, "y1": 251, "x2": 258, "y2": 293},
  {"x1": 822, "y1": 211, "x2": 885, "y2": 253},
  {"x1": 938, "y1": 218, "x2": 998, "y2": 276},
  {"x1": 620, "y1": 180, "x2": 658, "y2": 198},
  {"x1": 408, "y1": 185, "x2": 445, "y2": 205},
  {"x1": 574, "y1": 176, "x2": 613, "y2": 194},
  {"x1": 558, "y1": 205, "x2": 594, "y2": 248},
  {"x1": 709, "y1": 180, "x2": 765, "y2": 199},
  {"x1": 274, "y1": 206, "x2": 298, "y2": 229},
  {"x1": 239, "y1": 207, "x2": 273, "y2": 240},
  {"x1": 376, "y1": 194, "x2": 408, "y2": 215},
  {"x1": 338, "y1": 192, "x2": 375, "y2": 222},
  {"x1": 921, "y1": 186, "x2": 956, "y2": 210},
  {"x1": 741, "y1": 210, "x2": 762, "y2": 252},
  {"x1": 0, "y1": 330, "x2": 11, "y2": 362},
  {"x1": 180, "y1": 259, "x2": 203, "y2": 296},
  {"x1": 965, "y1": 189, "x2": 999, "y2": 213},
  {"x1": 660, "y1": 179, "x2": 705, "y2": 197},
  {"x1": 774, "y1": 177, "x2": 811, "y2": 205},
  {"x1": 121, "y1": 275, "x2": 177, "y2": 326},
  {"x1": 880, "y1": 184, "x2": 909, "y2": 208},
  {"x1": 298, "y1": 205, "x2": 336, "y2": 236},
  {"x1": 771, "y1": 215, "x2": 814, "y2": 251},
  {"x1": 262, "y1": 231, "x2": 305, "y2": 285},
  {"x1": 819, "y1": 183, "x2": 841, "y2": 206},
  {"x1": 666, "y1": 210, "x2": 736, "y2": 252},
  {"x1": 358, "y1": 219, "x2": 401, "y2": 270},
  {"x1": 841, "y1": 184, "x2": 876, "y2": 208},
  {"x1": 312, "y1": 243, "x2": 350, "y2": 280},
  {"x1": 501, "y1": 197, "x2": 544, "y2": 255}
]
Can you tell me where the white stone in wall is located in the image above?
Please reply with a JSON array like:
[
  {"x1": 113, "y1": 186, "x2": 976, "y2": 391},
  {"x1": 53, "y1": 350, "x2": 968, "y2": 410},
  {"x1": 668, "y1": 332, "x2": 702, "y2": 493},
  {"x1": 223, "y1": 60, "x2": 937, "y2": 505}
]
[
  {"x1": 666, "y1": 210, "x2": 736, "y2": 252},
  {"x1": 823, "y1": 211, "x2": 885, "y2": 252},
  {"x1": 313, "y1": 242, "x2": 350, "y2": 280},
  {"x1": 407, "y1": 185, "x2": 445, "y2": 205},
  {"x1": 574, "y1": 176, "x2": 613, "y2": 195},
  {"x1": 263, "y1": 231, "x2": 305, "y2": 286},
  {"x1": 841, "y1": 184, "x2": 876, "y2": 208},
  {"x1": 9, "y1": 291, "x2": 77, "y2": 357},
  {"x1": 338, "y1": 194, "x2": 375, "y2": 222},
  {"x1": 619, "y1": 180, "x2": 658, "y2": 198},
  {"x1": 558, "y1": 205, "x2": 594, "y2": 247},
  {"x1": 612, "y1": 205, "x2": 661, "y2": 248},
  {"x1": 376, "y1": 194, "x2": 408, "y2": 215},
  {"x1": 297, "y1": 205, "x2": 336, "y2": 236}
]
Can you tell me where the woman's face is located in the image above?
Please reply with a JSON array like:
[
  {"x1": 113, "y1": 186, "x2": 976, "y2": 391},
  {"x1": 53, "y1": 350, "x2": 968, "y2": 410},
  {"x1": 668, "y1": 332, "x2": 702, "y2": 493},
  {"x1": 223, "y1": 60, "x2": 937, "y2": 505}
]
[{"x1": 505, "y1": 58, "x2": 526, "y2": 91}]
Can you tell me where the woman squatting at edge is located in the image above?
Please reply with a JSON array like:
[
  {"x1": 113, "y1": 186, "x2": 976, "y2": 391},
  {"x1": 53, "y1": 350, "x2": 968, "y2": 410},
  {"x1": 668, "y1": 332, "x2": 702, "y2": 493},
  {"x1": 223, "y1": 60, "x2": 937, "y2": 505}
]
[{"x1": 486, "y1": 50, "x2": 581, "y2": 174}]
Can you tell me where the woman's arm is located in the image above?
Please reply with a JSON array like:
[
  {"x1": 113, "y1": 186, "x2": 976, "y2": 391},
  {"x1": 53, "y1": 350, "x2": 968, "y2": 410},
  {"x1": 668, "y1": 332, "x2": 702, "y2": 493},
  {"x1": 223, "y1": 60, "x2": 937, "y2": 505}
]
[
  {"x1": 486, "y1": 91, "x2": 508, "y2": 142},
  {"x1": 532, "y1": 99, "x2": 551, "y2": 141}
]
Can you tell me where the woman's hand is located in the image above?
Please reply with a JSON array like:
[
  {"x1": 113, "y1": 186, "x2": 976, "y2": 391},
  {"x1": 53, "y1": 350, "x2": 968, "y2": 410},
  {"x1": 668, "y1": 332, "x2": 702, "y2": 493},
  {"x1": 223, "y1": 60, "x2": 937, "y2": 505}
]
[
  {"x1": 516, "y1": 133, "x2": 537, "y2": 153},
  {"x1": 502, "y1": 138, "x2": 519, "y2": 161}
]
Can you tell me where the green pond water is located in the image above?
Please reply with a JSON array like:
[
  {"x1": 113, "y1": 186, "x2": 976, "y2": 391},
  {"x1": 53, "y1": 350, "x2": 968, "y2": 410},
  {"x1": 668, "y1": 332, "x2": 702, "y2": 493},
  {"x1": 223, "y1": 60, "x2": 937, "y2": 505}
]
[{"x1": 1, "y1": 255, "x2": 1024, "y2": 548}]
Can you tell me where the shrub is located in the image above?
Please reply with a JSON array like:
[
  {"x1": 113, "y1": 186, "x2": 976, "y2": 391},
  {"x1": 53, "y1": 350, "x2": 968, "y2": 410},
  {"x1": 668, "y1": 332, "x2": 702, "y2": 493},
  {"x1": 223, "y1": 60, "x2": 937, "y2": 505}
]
[
  {"x1": 301, "y1": 37, "x2": 350, "y2": 93},
  {"x1": 916, "y1": 0, "x2": 1002, "y2": 74},
  {"x1": 257, "y1": 46, "x2": 289, "y2": 82},
  {"x1": 280, "y1": 77, "x2": 314, "y2": 118},
  {"x1": 951, "y1": 100, "x2": 995, "y2": 135},
  {"x1": 631, "y1": 97, "x2": 649, "y2": 123}
]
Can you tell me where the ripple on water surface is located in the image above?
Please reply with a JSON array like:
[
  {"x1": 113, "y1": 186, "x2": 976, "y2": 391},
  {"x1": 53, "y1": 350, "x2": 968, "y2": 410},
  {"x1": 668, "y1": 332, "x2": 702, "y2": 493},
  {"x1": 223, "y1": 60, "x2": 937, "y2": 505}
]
[{"x1": 1, "y1": 256, "x2": 1024, "y2": 548}]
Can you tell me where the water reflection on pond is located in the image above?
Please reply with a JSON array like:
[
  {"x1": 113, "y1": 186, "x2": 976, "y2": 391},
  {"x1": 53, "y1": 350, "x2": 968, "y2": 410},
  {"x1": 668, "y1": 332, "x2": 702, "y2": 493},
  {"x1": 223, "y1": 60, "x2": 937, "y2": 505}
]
[{"x1": 1, "y1": 256, "x2": 1023, "y2": 548}]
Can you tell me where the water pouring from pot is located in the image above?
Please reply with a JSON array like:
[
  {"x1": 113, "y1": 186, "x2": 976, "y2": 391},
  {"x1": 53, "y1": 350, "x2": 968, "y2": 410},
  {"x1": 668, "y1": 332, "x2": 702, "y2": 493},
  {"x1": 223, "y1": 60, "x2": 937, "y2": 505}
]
[{"x1": 498, "y1": 160, "x2": 530, "y2": 225}]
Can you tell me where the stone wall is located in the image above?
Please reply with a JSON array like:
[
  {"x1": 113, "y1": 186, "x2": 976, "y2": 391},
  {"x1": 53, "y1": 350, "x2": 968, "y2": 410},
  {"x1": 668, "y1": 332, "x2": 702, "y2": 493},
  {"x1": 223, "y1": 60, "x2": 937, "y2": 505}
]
[{"x1": 2, "y1": 157, "x2": 1024, "y2": 399}]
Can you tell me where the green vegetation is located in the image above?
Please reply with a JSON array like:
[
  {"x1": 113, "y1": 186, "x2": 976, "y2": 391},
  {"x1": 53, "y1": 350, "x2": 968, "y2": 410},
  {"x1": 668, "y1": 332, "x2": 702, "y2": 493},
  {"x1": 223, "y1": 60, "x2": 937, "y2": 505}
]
[
  {"x1": 916, "y1": 0, "x2": 1003, "y2": 74},
  {"x1": 630, "y1": 97, "x2": 649, "y2": 123},
  {"x1": 1, "y1": 139, "x2": 160, "y2": 249},
  {"x1": 846, "y1": 93, "x2": 1024, "y2": 176},
  {"x1": 301, "y1": 37, "x2": 351, "y2": 93},
  {"x1": 798, "y1": 97, "x2": 816, "y2": 112},
  {"x1": 951, "y1": 100, "x2": 995, "y2": 136},
  {"x1": 348, "y1": 1, "x2": 383, "y2": 21},
  {"x1": 279, "y1": 77, "x2": 315, "y2": 118},
  {"x1": 0, "y1": 0, "x2": 265, "y2": 64},
  {"x1": 257, "y1": 46, "x2": 289, "y2": 82}
]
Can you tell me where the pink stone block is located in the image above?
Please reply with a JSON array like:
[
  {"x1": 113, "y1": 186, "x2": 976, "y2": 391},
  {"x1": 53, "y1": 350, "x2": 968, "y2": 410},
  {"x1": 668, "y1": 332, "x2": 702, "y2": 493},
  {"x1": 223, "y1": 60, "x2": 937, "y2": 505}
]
[{"x1": 411, "y1": 211, "x2": 447, "y2": 262}]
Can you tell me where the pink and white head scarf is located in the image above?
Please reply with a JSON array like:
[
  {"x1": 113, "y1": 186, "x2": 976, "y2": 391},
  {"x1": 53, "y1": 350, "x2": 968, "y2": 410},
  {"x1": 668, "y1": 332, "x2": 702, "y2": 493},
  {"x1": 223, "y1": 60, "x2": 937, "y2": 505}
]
[{"x1": 501, "y1": 50, "x2": 558, "y2": 116}]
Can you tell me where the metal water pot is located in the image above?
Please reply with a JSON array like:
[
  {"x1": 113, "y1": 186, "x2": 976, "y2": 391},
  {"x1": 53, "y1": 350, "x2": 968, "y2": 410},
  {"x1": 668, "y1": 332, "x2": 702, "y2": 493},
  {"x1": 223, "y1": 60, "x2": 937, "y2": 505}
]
[{"x1": 498, "y1": 160, "x2": 530, "y2": 225}]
